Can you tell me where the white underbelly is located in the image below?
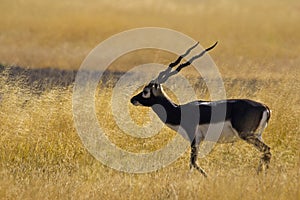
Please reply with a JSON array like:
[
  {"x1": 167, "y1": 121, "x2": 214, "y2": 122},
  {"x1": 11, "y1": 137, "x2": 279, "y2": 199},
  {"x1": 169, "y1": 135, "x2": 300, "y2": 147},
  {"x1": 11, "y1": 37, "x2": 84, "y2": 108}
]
[
  {"x1": 166, "y1": 121, "x2": 240, "y2": 143},
  {"x1": 198, "y1": 121, "x2": 239, "y2": 143}
]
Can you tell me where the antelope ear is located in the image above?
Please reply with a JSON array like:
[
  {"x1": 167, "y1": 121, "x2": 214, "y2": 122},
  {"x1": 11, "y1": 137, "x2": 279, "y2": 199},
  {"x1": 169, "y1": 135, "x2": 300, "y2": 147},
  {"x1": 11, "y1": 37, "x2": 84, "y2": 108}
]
[{"x1": 152, "y1": 84, "x2": 160, "y2": 96}]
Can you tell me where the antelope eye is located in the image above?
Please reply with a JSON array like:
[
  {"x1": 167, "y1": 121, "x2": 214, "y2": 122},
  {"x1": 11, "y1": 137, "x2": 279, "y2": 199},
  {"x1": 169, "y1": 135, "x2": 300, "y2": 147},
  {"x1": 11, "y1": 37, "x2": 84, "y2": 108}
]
[{"x1": 142, "y1": 89, "x2": 151, "y2": 98}]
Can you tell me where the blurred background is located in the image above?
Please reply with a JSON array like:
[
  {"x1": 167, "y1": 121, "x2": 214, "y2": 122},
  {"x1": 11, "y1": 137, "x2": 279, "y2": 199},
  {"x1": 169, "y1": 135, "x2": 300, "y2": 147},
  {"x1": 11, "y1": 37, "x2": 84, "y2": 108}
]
[{"x1": 1, "y1": 0, "x2": 299, "y2": 78}]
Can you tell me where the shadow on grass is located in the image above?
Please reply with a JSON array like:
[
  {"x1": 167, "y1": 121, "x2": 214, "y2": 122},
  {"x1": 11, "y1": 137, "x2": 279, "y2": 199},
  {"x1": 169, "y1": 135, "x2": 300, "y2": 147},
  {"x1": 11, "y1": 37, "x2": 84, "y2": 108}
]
[{"x1": 0, "y1": 64, "x2": 277, "y2": 96}]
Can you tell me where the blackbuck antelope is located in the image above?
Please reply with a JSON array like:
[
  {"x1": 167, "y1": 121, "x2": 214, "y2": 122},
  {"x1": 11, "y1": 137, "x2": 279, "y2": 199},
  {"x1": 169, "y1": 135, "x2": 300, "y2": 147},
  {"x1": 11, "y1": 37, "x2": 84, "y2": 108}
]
[{"x1": 130, "y1": 42, "x2": 271, "y2": 177}]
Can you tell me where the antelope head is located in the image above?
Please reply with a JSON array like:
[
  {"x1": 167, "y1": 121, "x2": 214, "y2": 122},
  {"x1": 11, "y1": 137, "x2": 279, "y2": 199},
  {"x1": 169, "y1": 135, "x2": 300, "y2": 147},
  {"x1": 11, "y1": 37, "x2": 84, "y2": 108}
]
[
  {"x1": 130, "y1": 83, "x2": 165, "y2": 107},
  {"x1": 130, "y1": 41, "x2": 218, "y2": 107}
]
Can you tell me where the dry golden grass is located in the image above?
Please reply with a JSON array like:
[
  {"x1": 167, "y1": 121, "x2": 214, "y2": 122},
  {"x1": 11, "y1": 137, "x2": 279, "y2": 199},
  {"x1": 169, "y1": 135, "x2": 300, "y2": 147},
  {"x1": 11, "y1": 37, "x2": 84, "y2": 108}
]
[
  {"x1": 0, "y1": 67, "x2": 299, "y2": 199},
  {"x1": 0, "y1": 0, "x2": 299, "y2": 199}
]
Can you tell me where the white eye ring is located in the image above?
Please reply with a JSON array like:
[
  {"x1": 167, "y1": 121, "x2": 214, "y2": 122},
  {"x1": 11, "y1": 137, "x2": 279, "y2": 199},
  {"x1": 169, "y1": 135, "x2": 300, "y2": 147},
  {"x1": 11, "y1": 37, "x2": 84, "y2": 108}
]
[{"x1": 142, "y1": 89, "x2": 151, "y2": 98}]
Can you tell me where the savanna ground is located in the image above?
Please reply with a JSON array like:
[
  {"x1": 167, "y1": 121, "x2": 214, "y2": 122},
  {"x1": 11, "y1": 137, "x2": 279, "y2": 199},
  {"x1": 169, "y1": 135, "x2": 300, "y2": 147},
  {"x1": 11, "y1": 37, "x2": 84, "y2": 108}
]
[{"x1": 0, "y1": 0, "x2": 299, "y2": 199}]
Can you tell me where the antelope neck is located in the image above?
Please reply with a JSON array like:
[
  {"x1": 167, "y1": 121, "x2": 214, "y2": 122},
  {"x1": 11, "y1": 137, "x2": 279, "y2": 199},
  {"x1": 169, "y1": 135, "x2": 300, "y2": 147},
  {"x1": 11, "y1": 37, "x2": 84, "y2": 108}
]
[{"x1": 151, "y1": 96, "x2": 181, "y2": 125}]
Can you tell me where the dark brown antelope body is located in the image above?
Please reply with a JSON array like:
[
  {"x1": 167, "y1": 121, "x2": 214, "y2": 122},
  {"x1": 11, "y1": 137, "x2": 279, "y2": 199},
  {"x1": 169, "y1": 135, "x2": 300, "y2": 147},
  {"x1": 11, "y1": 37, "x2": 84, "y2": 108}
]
[{"x1": 130, "y1": 42, "x2": 271, "y2": 177}]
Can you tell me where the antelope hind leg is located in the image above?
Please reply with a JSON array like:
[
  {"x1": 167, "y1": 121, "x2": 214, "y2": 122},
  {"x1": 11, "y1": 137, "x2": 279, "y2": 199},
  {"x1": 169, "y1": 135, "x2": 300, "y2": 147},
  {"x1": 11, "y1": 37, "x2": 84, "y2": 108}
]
[{"x1": 242, "y1": 135, "x2": 271, "y2": 174}]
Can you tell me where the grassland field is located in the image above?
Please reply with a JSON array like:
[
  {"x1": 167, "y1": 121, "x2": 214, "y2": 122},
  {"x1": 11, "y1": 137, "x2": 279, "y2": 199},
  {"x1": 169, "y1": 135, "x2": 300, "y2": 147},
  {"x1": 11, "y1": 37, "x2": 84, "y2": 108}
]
[{"x1": 0, "y1": 0, "x2": 299, "y2": 199}]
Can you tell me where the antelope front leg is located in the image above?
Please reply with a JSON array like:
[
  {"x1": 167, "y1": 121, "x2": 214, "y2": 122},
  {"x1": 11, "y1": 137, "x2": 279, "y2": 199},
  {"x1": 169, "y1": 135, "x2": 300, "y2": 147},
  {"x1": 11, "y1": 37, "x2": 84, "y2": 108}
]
[{"x1": 190, "y1": 139, "x2": 207, "y2": 177}]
